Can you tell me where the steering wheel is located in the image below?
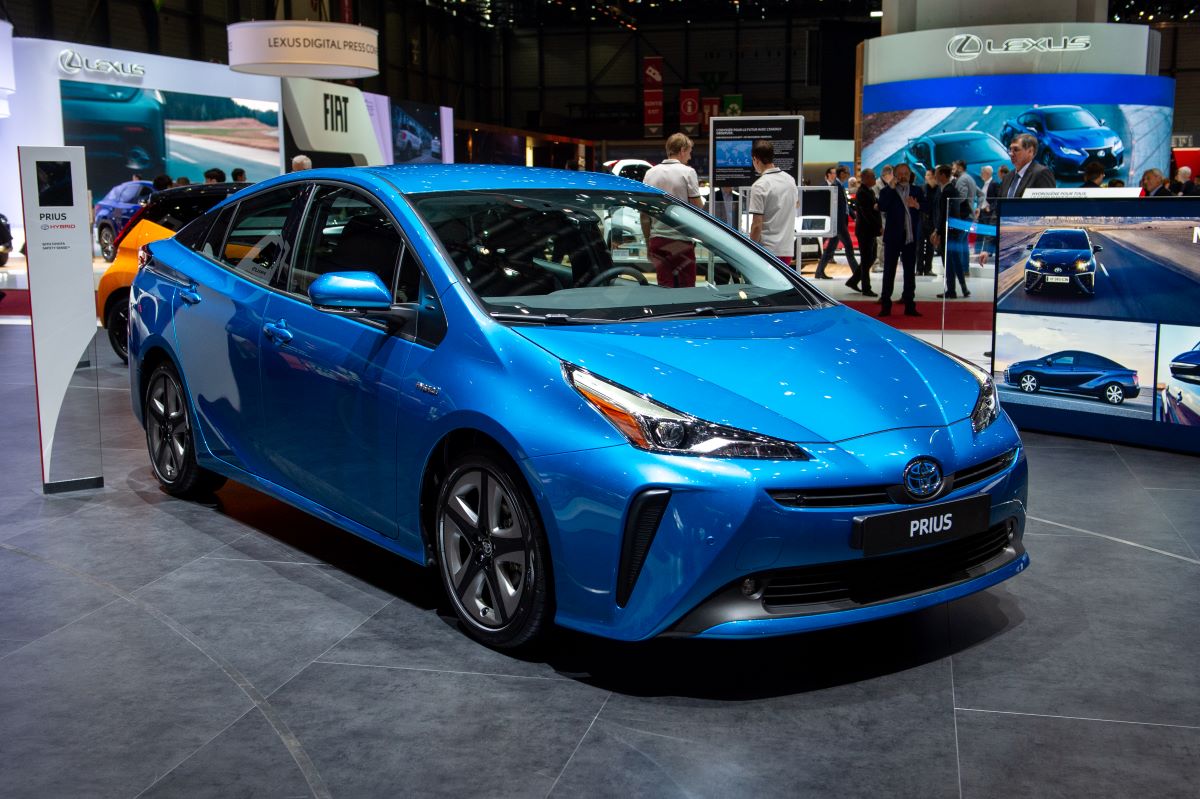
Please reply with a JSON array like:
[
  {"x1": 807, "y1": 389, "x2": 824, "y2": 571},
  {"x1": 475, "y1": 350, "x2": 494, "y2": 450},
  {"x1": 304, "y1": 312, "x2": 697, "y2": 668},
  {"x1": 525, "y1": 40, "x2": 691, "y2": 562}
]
[{"x1": 585, "y1": 266, "x2": 650, "y2": 287}]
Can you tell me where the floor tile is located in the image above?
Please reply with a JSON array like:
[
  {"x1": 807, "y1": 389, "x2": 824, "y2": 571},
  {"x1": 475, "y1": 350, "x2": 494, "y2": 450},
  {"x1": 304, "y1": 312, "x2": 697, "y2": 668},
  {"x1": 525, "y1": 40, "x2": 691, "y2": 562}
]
[
  {"x1": 957, "y1": 709, "x2": 1200, "y2": 799},
  {"x1": 0, "y1": 547, "x2": 116, "y2": 643},
  {"x1": 138, "y1": 709, "x2": 312, "y2": 799},
  {"x1": 551, "y1": 655, "x2": 960, "y2": 799},
  {"x1": 950, "y1": 534, "x2": 1200, "y2": 728},
  {"x1": 0, "y1": 600, "x2": 252, "y2": 799},
  {"x1": 1114, "y1": 445, "x2": 1200, "y2": 490},
  {"x1": 269, "y1": 660, "x2": 610, "y2": 798},
  {"x1": 135, "y1": 556, "x2": 390, "y2": 695},
  {"x1": 1024, "y1": 448, "x2": 1197, "y2": 557},
  {"x1": 1146, "y1": 488, "x2": 1200, "y2": 557},
  {"x1": 1018, "y1": 430, "x2": 1115, "y2": 452}
]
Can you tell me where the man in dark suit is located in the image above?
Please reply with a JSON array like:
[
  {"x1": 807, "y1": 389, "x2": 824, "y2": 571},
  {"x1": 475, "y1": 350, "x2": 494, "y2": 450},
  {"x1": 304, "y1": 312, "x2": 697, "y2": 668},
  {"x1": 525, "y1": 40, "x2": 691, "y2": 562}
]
[
  {"x1": 876, "y1": 163, "x2": 926, "y2": 317},
  {"x1": 930, "y1": 164, "x2": 971, "y2": 298},
  {"x1": 1142, "y1": 168, "x2": 1173, "y2": 197},
  {"x1": 848, "y1": 168, "x2": 880, "y2": 296},
  {"x1": 999, "y1": 133, "x2": 1056, "y2": 199},
  {"x1": 815, "y1": 167, "x2": 860, "y2": 279}
]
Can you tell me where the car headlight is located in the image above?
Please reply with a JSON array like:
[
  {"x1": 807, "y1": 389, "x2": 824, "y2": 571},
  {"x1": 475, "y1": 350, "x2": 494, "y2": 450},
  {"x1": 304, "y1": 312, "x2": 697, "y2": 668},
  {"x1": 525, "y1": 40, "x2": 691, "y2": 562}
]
[
  {"x1": 1028, "y1": 258, "x2": 1044, "y2": 269},
  {"x1": 1059, "y1": 146, "x2": 1082, "y2": 156},
  {"x1": 1113, "y1": 141, "x2": 1125, "y2": 153},
  {"x1": 1075, "y1": 258, "x2": 1091, "y2": 271},
  {"x1": 933, "y1": 349, "x2": 1000, "y2": 433},
  {"x1": 566, "y1": 366, "x2": 808, "y2": 459}
]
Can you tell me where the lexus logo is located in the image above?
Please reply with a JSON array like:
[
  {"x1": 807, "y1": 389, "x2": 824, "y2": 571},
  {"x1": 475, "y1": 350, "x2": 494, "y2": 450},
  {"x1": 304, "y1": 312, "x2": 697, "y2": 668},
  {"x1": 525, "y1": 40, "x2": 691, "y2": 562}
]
[
  {"x1": 947, "y1": 34, "x2": 984, "y2": 61},
  {"x1": 58, "y1": 49, "x2": 146, "y2": 79},
  {"x1": 903, "y1": 458, "x2": 944, "y2": 500},
  {"x1": 947, "y1": 33, "x2": 1092, "y2": 62}
]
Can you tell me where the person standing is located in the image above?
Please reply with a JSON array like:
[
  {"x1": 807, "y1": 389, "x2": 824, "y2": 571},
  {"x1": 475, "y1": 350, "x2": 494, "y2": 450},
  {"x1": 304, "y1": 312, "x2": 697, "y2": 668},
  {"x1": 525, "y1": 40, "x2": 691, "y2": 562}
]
[
  {"x1": 974, "y1": 165, "x2": 998, "y2": 260},
  {"x1": 231, "y1": 168, "x2": 247, "y2": 183},
  {"x1": 1170, "y1": 166, "x2": 1196, "y2": 195},
  {"x1": 815, "y1": 166, "x2": 860, "y2": 279},
  {"x1": 1081, "y1": 161, "x2": 1105, "y2": 189},
  {"x1": 877, "y1": 163, "x2": 926, "y2": 317},
  {"x1": 747, "y1": 141, "x2": 798, "y2": 267},
  {"x1": 999, "y1": 134, "x2": 1056, "y2": 198},
  {"x1": 641, "y1": 132, "x2": 704, "y2": 287},
  {"x1": 918, "y1": 168, "x2": 938, "y2": 276},
  {"x1": 848, "y1": 168, "x2": 880, "y2": 296},
  {"x1": 930, "y1": 165, "x2": 971, "y2": 299},
  {"x1": 291, "y1": 154, "x2": 313, "y2": 171},
  {"x1": 952, "y1": 160, "x2": 982, "y2": 217},
  {"x1": 203, "y1": 168, "x2": 226, "y2": 183}
]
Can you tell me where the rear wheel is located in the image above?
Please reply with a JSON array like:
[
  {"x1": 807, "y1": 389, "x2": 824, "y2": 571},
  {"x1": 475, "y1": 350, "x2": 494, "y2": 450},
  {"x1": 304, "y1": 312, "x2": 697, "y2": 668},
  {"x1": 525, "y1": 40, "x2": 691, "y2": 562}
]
[
  {"x1": 435, "y1": 452, "x2": 552, "y2": 649},
  {"x1": 144, "y1": 362, "x2": 226, "y2": 498},
  {"x1": 105, "y1": 294, "x2": 130, "y2": 363},
  {"x1": 99, "y1": 226, "x2": 116, "y2": 262},
  {"x1": 1019, "y1": 373, "x2": 1040, "y2": 393},
  {"x1": 1104, "y1": 383, "x2": 1125, "y2": 405}
]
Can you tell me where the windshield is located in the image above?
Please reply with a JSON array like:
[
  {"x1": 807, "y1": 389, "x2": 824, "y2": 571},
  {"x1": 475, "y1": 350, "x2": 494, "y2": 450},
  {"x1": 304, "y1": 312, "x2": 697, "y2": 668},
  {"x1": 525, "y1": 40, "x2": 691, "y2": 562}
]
[
  {"x1": 1044, "y1": 109, "x2": 1100, "y2": 131},
  {"x1": 1036, "y1": 230, "x2": 1089, "y2": 249},
  {"x1": 933, "y1": 136, "x2": 1007, "y2": 165},
  {"x1": 409, "y1": 189, "x2": 821, "y2": 323}
]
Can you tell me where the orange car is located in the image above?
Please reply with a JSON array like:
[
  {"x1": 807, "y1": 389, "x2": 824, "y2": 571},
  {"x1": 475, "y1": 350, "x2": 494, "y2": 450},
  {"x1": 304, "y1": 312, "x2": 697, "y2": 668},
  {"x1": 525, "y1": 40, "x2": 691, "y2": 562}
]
[{"x1": 97, "y1": 183, "x2": 240, "y2": 361}]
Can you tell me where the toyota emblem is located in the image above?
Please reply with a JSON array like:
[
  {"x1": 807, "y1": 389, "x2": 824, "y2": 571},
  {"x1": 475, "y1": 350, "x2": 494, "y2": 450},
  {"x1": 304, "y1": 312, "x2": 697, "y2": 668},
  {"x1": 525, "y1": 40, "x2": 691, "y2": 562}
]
[{"x1": 903, "y1": 458, "x2": 944, "y2": 500}]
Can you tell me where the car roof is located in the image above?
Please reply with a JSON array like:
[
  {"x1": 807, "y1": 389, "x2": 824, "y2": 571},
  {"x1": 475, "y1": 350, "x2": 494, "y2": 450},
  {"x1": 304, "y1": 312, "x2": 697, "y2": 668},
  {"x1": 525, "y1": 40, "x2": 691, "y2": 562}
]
[
  {"x1": 1039, "y1": 228, "x2": 1088, "y2": 235},
  {"x1": 1032, "y1": 105, "x2": 1085, "y2": 113},
  {"x1": 150, "y1": 183, "x2": 242, "y2": 201},
  {"x1": 269, "y1": 164, "x2": 654, "y2": 195},
  {"x1": 925, "y1": 131, "x2": 991, "y2": 142}
]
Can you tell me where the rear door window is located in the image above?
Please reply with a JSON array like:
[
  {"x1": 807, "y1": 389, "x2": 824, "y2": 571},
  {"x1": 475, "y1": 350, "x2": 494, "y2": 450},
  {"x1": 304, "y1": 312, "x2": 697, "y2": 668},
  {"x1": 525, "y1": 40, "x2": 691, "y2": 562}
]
[
  {"x1": 144, "y1": 192, "x2": 231, "y2": 232},
  {"x1": 217, "y1": 185, "x2": 305, "y2": 284}
]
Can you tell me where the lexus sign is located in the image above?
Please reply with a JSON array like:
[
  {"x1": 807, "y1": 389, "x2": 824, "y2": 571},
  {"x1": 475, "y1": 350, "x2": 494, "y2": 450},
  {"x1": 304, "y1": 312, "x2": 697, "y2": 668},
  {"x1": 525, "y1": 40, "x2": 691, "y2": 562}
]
[
  {"x1": 57, "y1": 48, "x2": 145, "y2": 79},
  {"x1": 947, "y1": 33, "x2": 1092, "y2": 62}
]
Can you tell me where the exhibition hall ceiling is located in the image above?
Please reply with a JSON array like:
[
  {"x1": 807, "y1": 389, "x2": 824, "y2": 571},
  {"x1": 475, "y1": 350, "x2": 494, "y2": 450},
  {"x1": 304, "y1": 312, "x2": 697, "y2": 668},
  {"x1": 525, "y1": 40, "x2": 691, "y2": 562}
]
[{"x1": 435, "y1": 0, "x2": 882, "y2": 29}]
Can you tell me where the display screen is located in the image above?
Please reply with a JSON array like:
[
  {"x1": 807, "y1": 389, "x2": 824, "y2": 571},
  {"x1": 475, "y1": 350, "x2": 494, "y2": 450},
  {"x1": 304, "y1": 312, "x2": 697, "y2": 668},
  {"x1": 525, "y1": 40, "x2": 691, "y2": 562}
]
[
  {"x1": 709, "y1": 117, "x2": 802, "y2": 186},
  {"x1": 799, "y1": 186, "x2": 832, "y2": 217},
  {"x1": 61, "y1": 80, "x2": 281, "y2": 197},
  {"x1": 993, "y1": 197, "x2": 1200, "y2": 453},
  {"x1": 861, "y1": 73, "x2": 1174, "y2": 187},
  {"x1": 35, "y1": 161, "x2": 73, "y2": 207},
  {"x1": 392, "y1": 101, "x2": 442, "y2": 165}
]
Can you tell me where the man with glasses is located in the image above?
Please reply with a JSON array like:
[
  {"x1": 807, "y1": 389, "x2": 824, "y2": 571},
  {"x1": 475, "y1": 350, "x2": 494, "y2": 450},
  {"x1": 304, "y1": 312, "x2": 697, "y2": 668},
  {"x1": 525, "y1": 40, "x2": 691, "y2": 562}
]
[{"x1": 998, "y1": 134, "x2": 1056, "y2": 199}]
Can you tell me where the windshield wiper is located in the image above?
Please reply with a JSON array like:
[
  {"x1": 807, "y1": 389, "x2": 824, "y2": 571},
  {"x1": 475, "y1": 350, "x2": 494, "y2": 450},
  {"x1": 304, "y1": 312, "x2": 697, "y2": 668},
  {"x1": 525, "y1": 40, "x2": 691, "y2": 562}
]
[
  {"x1": 616, "y1": 303, "x2": 811, "y2": 321},
  {"x1": 488, "y1": 311, "x2": 611, "y2": 325}
]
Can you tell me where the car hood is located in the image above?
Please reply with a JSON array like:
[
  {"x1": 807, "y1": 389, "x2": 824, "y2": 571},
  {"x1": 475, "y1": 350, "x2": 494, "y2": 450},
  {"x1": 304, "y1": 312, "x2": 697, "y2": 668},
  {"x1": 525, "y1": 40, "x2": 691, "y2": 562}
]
[
  {"x1": 1049, "y1": 127, "x2": 1120, "y2": 149},
  {"x1": 515, "y1": 305, "x2": 981, "y2": 443},
  {"x1": 1030, "y1": 248, "x2": 1091, "y2": 265}
]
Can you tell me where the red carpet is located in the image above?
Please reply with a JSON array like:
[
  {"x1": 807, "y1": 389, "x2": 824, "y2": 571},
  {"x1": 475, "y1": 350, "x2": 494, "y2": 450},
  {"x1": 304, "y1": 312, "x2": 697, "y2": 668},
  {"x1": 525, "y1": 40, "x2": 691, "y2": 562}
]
[
  {"x1": 841, "y1": 300, "x2": 995, "y2": 331},
  {"x1": 0, "y1": 289, "x2": 30, "y2": 316}
]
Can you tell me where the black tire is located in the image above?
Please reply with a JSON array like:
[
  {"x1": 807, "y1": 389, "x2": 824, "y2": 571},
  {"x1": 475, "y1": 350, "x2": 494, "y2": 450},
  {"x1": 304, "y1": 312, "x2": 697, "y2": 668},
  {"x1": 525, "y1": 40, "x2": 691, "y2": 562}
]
[
  {"x1": 1103, "y1": 383, "x2": 1125, "y2": 405},
  {"x1": 435, "y1": 451, "x2": 552, "y2": 649},
  {"x1": 144, "y1": 362, "x2": 226, "y2": 498},
  {"x1": 98, "y1": 225, "x2": 116, "y2": 262},
  {"x1": 1018, "y1": 373, "x2": 1040, "y2": 393},
  {"x1": 0, "y1": 252, "x2": 8, "y2": 267},
  {"x1": 105, "y1": 293, "x2": 130, "y2": 363}
]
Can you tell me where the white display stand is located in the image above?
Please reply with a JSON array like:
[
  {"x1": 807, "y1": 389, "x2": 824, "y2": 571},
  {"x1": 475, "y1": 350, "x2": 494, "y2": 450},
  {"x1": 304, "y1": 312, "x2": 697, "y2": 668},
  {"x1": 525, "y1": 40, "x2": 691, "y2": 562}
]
[{"x1": 18, "y1": 146, "x2": 103, "y2": 493}]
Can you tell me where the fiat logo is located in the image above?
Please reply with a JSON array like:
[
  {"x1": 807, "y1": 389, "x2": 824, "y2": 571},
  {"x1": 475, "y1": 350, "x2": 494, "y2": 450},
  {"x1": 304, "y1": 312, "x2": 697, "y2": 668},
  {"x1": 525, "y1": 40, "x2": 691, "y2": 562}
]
[{"x1": 903, "y1": 458, "x2": 944, "y2": 500}]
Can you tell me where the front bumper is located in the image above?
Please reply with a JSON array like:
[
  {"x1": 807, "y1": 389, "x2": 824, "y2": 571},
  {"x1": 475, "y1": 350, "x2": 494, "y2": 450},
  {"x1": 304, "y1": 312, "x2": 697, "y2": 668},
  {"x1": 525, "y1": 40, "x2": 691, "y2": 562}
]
[
  {"x1": 529, "y1": 417, "x2": 1029, "y2": 641},
  {"x1": 1052, "y1": 146, "x2": 1124, "y2": 175},
  {"x1": 1025, "y1": 267, "x2": 1094, "y2": 294}
]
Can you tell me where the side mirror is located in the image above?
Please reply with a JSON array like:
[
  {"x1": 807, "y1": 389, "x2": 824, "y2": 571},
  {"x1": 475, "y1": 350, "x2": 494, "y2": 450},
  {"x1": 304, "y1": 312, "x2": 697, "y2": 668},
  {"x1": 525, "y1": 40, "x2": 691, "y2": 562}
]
[
  {"x1": 1025, "y1": 244, "x2": 1034, "y2": 250},
  {"x1": 1092, "y1": 244, "x2": 1103, "y2": 253},
  {"x1": 308, "y1": 272, "x2": 392, "y2": 312},
  {"x1": 1170, "y1": 358, "x2": 1200, "y2": 384}
]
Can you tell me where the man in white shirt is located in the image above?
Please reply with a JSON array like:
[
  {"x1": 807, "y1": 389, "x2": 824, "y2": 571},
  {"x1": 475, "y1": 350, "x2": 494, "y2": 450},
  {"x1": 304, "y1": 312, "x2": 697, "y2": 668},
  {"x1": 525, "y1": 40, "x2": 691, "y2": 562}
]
[
  {"x1": 748, "y1": 140, "x2": 798, "y2": 266},
  {"x1": 641, "y1": 133, "x2": 704, "y2": 287}
]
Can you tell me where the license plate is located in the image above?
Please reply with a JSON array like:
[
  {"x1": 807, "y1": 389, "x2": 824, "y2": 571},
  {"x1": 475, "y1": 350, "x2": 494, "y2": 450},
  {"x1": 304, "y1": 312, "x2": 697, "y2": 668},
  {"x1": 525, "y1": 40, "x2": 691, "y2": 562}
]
[
  {"x1": 1045, "y1": 275, "x2": 1070, "y2": 283},
  {"x1": 854, "y1": 495, "x2": 991, "y2": 556}
]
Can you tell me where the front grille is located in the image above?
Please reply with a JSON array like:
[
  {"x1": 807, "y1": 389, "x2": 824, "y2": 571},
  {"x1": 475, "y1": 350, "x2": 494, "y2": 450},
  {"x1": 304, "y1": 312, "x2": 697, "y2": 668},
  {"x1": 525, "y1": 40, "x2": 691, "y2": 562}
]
[
  {"x1": 761, "y1": 523, "x2": 1012, "y2": 610},
  {"x1": 768, "y1": 449, "x2": 1018, "y2": 509}
]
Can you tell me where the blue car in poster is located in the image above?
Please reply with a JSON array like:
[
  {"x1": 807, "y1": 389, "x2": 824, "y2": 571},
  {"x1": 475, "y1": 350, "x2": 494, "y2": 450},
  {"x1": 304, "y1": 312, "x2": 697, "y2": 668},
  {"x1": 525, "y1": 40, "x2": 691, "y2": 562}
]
[
  {"x1": 1163, "y1": 341, "x2": 1200, "y2": 425},
  {"x1": 1000, "y1": 105, "x2": 1125, "y2": 177},
  {"x1": 1023, "y1": 227, "x2": 1102, "y2": 295},
  {"x1": 902, "y1": 131, "x2": 1010, "y2": 185},
  {"x1": 128, "y1": 165, "x2": 1028, "y2": 648},
  {"x1": 1004, "y1": 350, "x2": 1140, "y2": 405}
]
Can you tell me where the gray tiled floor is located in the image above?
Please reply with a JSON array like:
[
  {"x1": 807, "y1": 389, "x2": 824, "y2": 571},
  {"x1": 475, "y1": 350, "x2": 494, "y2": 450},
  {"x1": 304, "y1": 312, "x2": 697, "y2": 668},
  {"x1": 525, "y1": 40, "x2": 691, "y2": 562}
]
[{"x1": 1, "y1": 323, "x2": 1198, "y2": 798}]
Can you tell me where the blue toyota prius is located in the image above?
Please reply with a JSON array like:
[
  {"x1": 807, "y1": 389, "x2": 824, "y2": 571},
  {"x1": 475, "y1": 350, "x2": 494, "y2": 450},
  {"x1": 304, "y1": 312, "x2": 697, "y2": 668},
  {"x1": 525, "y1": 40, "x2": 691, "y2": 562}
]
[{"x1": 129, "y1": 165, "x2": 1028, "y2": 648}]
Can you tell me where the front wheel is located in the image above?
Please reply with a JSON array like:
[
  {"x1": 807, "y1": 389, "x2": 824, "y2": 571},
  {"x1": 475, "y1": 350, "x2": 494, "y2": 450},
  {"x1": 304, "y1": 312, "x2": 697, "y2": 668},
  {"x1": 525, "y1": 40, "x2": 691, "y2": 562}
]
[
  {"x1": 436, "y1": 452, "x2": 552, "y2": 649},
  {"x1": 1019, "y1": 373, "x2": 1040, "y2": 393},
  {"x1": 144, "y1": 363, "x2": 226, "y2": 498},
  {"x1": 1104, "y1": 383, "x2": 1125, "y2": 405},
  {"x1": 98, "y1": 226, "x2": 116, "y2": 262}
]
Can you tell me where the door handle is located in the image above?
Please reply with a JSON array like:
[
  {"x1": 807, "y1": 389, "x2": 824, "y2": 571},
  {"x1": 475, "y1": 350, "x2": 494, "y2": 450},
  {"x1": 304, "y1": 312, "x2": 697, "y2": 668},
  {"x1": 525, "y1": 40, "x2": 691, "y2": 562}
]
[
  {"x1": 263, "y1": 319, "x2": 293, "y2": 344},
  {"x1": 179, "y1": 287, "x2": 201, "y2": 305}
]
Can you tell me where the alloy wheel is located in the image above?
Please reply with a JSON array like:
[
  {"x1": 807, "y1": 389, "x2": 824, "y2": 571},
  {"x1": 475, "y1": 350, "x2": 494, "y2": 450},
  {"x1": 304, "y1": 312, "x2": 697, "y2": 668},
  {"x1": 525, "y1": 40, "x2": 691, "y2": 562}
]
[
  {"x1": 438, "y1": 467, "x2": 532, "y2": 630},
  {"x1": 146, "y1": 371, "x2": 189, "y2": 483},
  {"x1": 1105, "y1": 384, "x2": 1125, "y2": 405},
  {"x1": 99, "y1": 227, "x2": 116, "y2": 262},
  {"x1": 1020, "y1": 374, "x2": 1039, "y2": 393}
]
